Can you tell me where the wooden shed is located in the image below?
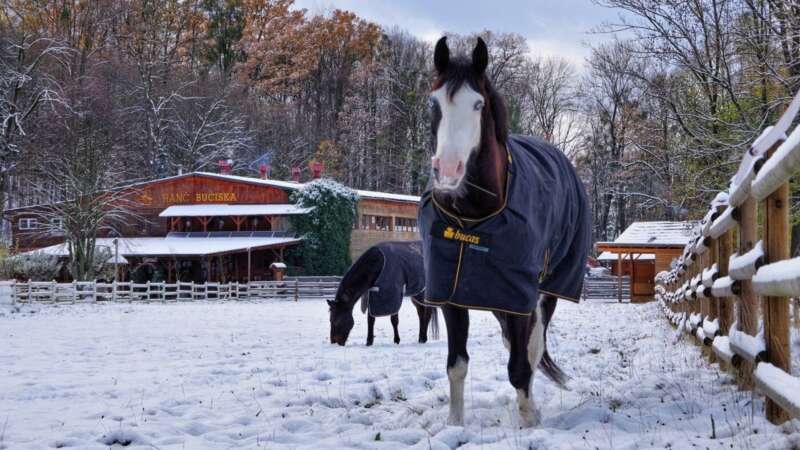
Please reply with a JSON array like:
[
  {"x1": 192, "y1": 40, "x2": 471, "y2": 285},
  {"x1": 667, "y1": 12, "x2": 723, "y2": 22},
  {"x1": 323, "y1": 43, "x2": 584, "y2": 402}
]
[{"x1": 595, "y1": 221, "x2": 697, "y2": 302}]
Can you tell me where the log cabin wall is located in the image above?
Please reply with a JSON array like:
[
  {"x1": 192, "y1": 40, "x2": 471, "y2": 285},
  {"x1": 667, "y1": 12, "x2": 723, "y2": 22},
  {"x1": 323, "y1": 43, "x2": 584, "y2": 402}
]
[{"x1": 350, "y1": 198, "x2": 419, "y2": 261}]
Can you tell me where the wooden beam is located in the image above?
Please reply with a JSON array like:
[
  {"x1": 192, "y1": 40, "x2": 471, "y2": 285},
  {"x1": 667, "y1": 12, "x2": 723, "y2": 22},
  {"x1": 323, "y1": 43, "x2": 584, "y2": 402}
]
[
  {"x1": 232, "y1": 215, "x2": 246, "y2": 232},
  {"x1": 737, "y1": 195, "x2": 758, "y2": 388},
  {"x1": 764, "y1": 178, "x2": 791, "y2": 424},
  {"x1": 617, "y1": 252, "x2": 622, "y2": 303},
  {"x1": 717, "y1": 229, "x2": 734, "y2": 336},
  {"x1": 199, "y1": 216, "x2": 211, "y2": 232}
]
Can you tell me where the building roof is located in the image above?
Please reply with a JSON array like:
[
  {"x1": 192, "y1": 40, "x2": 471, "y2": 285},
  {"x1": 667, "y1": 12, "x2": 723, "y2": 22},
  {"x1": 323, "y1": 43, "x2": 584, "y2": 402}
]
[
  {"x1": 158, "y1": 203, "x2": 311, "y2": 217},
  {"x1": 21, "y1": 236, "x2": 302, "y2": 258},
  {"x1": 4, "y1": 171, "x2": 420, "y2": 214},
  {"x1": 195, "y1": 172, "x2": 421, "y2": 203},
  {"x1": 597, "y1": 251, "x2": 656, "y2": 261},
  {"x1": 602, "y1": 221, "x2": 698, "y2": 247}
]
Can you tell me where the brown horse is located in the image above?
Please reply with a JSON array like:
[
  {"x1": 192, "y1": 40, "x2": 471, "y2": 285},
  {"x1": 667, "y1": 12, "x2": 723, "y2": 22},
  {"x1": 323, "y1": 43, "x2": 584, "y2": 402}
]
[{"x1": 418, "y1": 37, "x2": 590, "y2": 427}]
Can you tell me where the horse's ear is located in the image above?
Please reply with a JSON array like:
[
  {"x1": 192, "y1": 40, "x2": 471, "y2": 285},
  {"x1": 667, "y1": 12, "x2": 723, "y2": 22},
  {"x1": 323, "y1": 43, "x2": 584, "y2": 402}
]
[
  {"x1": 472, "y1": 37, "x2": 488, "y2": 74},
  {"x1": 326, "y1": 299, "x2": 334, "y2": 307},
  {"x1": 434, "y1": 36, "x2": 449, "y2": 73}
]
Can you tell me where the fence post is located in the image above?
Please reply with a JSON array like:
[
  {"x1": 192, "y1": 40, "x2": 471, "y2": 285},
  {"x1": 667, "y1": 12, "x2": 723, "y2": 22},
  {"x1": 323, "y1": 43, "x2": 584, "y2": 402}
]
[
  {"x1": 737, "y1": 195, "x2": 758, "y2": 388},
  {"x1": 717, "y1": 229, "x2": 734, "y2": 336},
  {"x1": 294, "y1": 279, "x2": 299, "y2": 302},
  {"x1": 112, "y1": 280, "x2": 117, "y2": 303},
  {"x1": 763, "y1": 178, "x2": 791, "y2": 424},
  {"x1": 705, "y1": 238, "x2": 718, "y2": 361},
  {"x1": 27, "y1": 280, "x2": 31, "y2": 303}
]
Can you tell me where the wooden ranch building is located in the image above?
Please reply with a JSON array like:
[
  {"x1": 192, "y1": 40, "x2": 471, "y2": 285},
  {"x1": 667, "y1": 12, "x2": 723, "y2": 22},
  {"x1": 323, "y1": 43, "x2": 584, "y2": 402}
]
[
  {"x1": 595, "y1": 221, "x2": 697, "y2": 301},
  {"x1": 6, "y1": 172, "x2": 420, "y2": 282}
]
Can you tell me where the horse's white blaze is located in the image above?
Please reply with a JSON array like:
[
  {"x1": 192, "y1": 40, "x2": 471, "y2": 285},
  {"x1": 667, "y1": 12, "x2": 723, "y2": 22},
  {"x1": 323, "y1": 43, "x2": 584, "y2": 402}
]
[
  {"x1": 447, "y1": 356, "x2": 468, "y2": 426},
  {"x1": 431, "y1": 84, "x2": 483, "y2": 190}
]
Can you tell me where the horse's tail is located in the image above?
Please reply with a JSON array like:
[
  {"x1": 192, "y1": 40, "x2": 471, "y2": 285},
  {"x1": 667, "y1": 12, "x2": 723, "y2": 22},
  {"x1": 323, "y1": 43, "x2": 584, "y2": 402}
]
[
  {"x1": 539, "y1": 349, "x2": 568, "y2": 387},
  {"x1": 538, "y1": 294, "x2": 569, "y2": 388},
  {"x1": 429, "y1": 306, "x2": 440, "y2": 340}
]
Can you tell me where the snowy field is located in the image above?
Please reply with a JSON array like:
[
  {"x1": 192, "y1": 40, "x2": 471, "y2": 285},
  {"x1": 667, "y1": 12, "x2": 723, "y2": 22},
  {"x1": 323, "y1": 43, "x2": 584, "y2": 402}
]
[{"x1": 1, "y1": 299, "x2": 799, "y2": 450}]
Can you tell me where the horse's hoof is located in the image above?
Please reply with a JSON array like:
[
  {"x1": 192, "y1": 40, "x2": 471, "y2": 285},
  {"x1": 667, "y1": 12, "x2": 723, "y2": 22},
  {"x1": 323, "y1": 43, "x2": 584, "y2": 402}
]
[
  {"x1": 394, "y1": 338, "x2": 400, "y2": 345},
  {"x1": 518, "y1": 407, "x2": 541, "y2": 428},
  {"x1": 366, "y1": 340, "x2": 373, "y2": 346}
]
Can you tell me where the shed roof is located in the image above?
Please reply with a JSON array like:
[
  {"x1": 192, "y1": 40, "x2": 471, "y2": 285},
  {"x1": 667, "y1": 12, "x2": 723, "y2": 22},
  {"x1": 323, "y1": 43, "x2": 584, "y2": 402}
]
[
  {"x1": 159, "y1": 203, "x2": 311, "y2": 217},
  {"x1": 605, "y1": 221, "x2": 698, "y2": 247},
  {"x1": 21, "y1": 236, "x2": 301, "y2": 258},
  {"x1": 597, "y1": 251, "x2": 656, "y2": 261}
]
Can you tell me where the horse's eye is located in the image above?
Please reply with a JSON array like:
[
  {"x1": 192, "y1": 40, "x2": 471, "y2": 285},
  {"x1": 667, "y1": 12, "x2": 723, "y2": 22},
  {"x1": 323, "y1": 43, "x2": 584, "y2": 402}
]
[{"x1": 474, "y1": 100, "x2": 484, "y2": 111}]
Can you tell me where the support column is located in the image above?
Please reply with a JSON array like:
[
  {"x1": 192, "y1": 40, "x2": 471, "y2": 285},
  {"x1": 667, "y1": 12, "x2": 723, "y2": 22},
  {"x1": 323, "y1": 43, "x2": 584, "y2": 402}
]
[
  {"x1": 764, "y1": 180, "x2": 791, "y2": 424},
  {"x1": 737, "y1": 196, "x2": 758, "y2": 388}
]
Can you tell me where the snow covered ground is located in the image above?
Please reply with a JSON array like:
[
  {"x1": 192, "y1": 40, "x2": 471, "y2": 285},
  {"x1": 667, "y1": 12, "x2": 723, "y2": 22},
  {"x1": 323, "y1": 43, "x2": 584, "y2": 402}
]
[{"x1": 1, "y1": 299, "x2": 798, "y2": 450}]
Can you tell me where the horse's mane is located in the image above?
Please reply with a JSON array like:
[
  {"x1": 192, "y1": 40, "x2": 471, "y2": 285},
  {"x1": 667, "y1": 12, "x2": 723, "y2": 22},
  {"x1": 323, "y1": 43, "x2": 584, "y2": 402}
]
[{"x1": 334, "y1": 246, "x2": 384, "y2": 305}]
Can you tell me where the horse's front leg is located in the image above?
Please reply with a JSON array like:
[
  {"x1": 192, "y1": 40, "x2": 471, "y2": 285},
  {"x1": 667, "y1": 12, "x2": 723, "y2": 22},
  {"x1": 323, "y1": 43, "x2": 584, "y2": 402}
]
[
  {"x1": 366, "y1": 315, "x2": 375, "y2": 346},
  {"x1": 504, "y1": 307, "x2": 542, "y2": 428},
  {"x1": 442, "y1": 304, "x2": 469, "y2": 426},
  {"x1": 390, "y1": 314, "x2": 400, "y2": 344},
  {"x1": 415, "y1": 301, "x2": 430, "y2": 343}
]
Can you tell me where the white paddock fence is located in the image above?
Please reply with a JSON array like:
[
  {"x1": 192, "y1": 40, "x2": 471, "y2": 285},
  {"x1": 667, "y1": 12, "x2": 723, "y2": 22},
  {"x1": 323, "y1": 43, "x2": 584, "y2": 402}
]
[
  {"x1": 2, "y1": 277, "x2": 341, "y2": 305},
  {"x1": 658, "y1": 89, "x2": 800, "y2": 425}
]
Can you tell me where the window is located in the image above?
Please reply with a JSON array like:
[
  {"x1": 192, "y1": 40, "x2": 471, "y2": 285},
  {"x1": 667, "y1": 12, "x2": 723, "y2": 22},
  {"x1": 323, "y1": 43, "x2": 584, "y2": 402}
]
[
  {"x1": 360, "y1": 214, "x2": 392, "y2": 231},
  {"x1": 50, "y1": 217, "x2": 64, "y2": 234},
  {"x1": 395, "y1": 217, "x2": 418, "y2": 232},
  {"x1": 18, "y1": 218, "x2": 38, "y2": 230}
]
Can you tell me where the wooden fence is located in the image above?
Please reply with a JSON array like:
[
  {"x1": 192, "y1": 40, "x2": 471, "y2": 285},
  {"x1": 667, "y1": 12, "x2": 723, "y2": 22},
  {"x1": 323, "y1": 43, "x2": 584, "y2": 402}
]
[
  {"x1": 6, "y1": 277, "x2": 341, "y2": 304},
  {"x1": 657, "y1": 90, "x2": 800, "y2": 424}
]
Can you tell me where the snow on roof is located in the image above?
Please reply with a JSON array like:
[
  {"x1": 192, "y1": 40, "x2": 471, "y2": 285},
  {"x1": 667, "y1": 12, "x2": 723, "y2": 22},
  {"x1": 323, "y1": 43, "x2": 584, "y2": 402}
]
[
  {"x1": 159, "y1": 204, "x2": 311, "y2": 217},
  {"x1": 597, "y1": 251, "x2": 655, "y2": 261},
  {"x1": 269, "y1": 262, "x2": 287, "y2": 269},
  {"x1": 611, "y1": 221, "x2": 698, "y2": 246},
  {"x1": 194, "y1": 172, "x2": 421, "y2": 203},
  {"x1": 22, "y1": 236, "x2": 302, "y2": 258}
]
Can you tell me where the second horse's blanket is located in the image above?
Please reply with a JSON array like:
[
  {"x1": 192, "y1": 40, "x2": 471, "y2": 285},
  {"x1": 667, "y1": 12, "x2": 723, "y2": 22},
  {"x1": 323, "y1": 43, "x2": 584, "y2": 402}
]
[
  {"x1": 418, "y1": 134, "x2": 592, "y2": 315},
  {"x1": 362, "y1": 241, "x2": 426, "y2": 317}
]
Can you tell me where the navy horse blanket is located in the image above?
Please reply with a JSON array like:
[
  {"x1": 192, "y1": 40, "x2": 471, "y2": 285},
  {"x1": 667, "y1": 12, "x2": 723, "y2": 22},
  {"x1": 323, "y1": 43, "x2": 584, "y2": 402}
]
[
  {"x1": 418, "y1": 135, "x2": 592, "y2": 315},
  {"x1": 362, "y1": 241, "x2": 426, "y2": 317}
]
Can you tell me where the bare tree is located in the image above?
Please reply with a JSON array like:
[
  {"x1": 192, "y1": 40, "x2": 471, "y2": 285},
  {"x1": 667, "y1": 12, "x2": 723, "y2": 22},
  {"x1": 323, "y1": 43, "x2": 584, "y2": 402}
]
[
  {"x1": 171, "y1": 91, "x2": 255, "y2": 172},
  {"x1": 32, "y1": 121, "x2": 143, "y2": 281}
]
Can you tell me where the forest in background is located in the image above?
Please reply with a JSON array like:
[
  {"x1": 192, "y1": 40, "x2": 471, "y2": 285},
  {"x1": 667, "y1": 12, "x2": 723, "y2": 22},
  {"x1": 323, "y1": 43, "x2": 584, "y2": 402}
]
[{"x1": 3, "y1": 0, "x2": 800, "y2": 246}]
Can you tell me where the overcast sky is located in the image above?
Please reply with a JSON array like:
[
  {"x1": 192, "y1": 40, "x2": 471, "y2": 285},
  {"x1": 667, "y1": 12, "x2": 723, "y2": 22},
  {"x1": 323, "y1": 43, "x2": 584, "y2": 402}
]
[{"x1": 293, "y1": 0, "x2": 623, "y2": 67}]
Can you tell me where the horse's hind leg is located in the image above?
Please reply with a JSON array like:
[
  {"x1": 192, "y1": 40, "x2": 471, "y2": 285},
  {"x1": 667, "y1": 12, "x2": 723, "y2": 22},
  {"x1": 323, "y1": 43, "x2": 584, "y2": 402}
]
[
  {"x1": 415, "y1": 301, "x2": 431, "y2": 343},
  {"x1": 443, "y1": 304, "x2": 470, "y2": 426},
  {"x1": 366, "y1": 315, "x2": 375, "y2": 346},
  {"x1": 391, "y1": 314, "x2": 400, "y2": 344},
  {"x1": 505, "y1": 307, "x2": 540, "y2": 427}
]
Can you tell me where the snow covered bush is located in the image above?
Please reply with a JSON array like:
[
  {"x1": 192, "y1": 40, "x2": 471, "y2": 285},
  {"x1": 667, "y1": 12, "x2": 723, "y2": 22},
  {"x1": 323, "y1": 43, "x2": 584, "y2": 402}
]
[
  {"x1": 0, "y1": 252, "x2": 61, "y2": 281},
  {"x1": 289, "y1": 179, "x2": 358, "y2": 275}
]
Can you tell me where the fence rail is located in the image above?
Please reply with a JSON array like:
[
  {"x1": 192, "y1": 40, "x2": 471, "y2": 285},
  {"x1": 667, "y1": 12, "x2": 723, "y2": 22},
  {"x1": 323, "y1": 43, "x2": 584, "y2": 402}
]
[
  {"x1": 4, "y1": 278, "x2": 341, "y2": 304},
  {"x1": 583, "y1": 276, "x2": 631, "y2": 301},
  {"x1": 657, "y1": 90, "x2": 800, "y2": 425}
]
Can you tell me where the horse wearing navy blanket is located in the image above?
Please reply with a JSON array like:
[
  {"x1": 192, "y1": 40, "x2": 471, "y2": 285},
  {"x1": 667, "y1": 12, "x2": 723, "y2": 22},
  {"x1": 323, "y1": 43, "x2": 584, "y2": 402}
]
[
  {"x1": 419, "y1": 37, "x2": 591, "y2": 427},
  {"x1": 328, "y1": 241, "x2": 439, "y2": 346}
]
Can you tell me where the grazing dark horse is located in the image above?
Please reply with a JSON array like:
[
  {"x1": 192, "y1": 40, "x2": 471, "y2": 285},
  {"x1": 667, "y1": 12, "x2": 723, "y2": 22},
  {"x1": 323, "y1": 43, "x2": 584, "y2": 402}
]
[
  {"x1": 418, "y1": 37, "x2": 591, "y2": 427},
  {"x1": 328, "y1": 241, "x2": 439, "y2": 346}
]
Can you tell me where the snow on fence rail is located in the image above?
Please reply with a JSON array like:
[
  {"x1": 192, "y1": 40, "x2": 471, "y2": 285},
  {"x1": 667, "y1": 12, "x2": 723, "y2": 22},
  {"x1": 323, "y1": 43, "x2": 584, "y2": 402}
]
[
  {"x1": 5, "y1": 278, "x2": 341, "y2": 304},
  {"x1": 656, "y1": 89, "x2": 800, "y2": 425}
]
